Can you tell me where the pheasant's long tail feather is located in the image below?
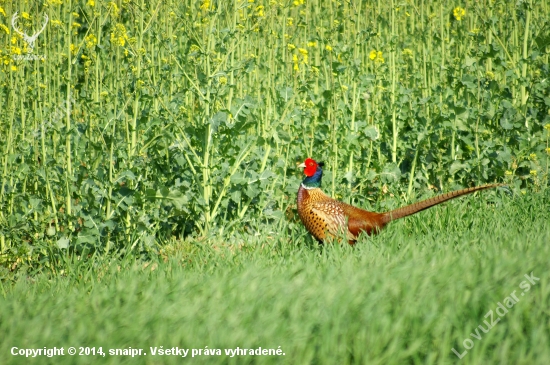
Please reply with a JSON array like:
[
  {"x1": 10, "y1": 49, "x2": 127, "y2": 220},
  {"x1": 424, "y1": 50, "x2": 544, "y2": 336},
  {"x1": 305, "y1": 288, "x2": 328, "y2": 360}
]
[{"x1": 381, "y1": 184, "x2": 503, "y2": 224}]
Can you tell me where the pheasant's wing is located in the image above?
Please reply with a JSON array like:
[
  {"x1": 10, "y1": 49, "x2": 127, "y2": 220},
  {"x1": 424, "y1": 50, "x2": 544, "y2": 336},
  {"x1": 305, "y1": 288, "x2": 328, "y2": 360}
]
[
  {"x1": 310, "y1": 201, "x2": 354, "y2": 241},
  {"x1": 342, "y1": 205, "x2": 386, "y2": 237}
]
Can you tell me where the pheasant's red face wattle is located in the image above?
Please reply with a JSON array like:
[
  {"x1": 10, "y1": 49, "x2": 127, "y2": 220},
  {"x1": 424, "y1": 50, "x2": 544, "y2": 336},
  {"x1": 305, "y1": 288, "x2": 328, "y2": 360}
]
[{"x1": 303, "y1": 158, "x2": 317, "y2": 177}]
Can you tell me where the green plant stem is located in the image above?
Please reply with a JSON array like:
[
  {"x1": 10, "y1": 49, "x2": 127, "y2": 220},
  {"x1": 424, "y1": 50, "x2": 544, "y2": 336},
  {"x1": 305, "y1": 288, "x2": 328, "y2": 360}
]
[
  {"x1": 65, "y1": 3, "x2": 73, "y2": 220},
  {"x1": 521, "y1": 1, "x2": 531, "y2": 126}
]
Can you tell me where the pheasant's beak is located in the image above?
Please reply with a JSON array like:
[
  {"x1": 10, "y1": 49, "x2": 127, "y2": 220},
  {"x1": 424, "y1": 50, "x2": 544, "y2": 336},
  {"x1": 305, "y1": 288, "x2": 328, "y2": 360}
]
[{"x1": 297, "y1": 162, "x2": 306, "y2": 169}]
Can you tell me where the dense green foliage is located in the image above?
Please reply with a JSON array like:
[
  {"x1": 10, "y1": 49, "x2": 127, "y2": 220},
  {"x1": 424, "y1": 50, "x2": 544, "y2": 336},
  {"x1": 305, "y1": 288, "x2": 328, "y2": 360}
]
[
  {"x1": 1, "y1": 1, "x2": 549, "y2": 364},
  {"x1": 1, "y1": 192, "x2": 549, "y2": 364},
  {"x1": 0, "y1": 0, "x2": 548, "y2": 263}
]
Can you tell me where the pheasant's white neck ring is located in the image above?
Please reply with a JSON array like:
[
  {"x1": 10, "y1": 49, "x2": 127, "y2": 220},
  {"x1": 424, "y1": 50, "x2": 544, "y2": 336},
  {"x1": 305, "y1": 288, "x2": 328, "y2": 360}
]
[{"x1": 301, "y1": 183, "x2": 316, "y2": 190}]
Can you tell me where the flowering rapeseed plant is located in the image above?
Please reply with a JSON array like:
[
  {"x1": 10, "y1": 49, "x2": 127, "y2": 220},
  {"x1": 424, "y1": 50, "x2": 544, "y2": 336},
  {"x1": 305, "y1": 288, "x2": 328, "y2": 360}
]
[
  {"x1": 369, "y1": 49, "x2": 384, "y2": 63},
  {"x1": 85, "y1": 34, "x2": 97, "y2": 49},
  {"x1": 292, "y1": 54, "x2": 299, "y2": 71},
  {"x1": 298, "y1": 48, "x2": 308, "y2": 64},
  {"x1": 255, "y1": 6, "x2": 264, "y2": 17},
  {"x1": 111, "y1": 24, "x2": 129, "y2": 47},
  {"x1": 453, "y1": 7, "x2": 465, "y2": 21}
]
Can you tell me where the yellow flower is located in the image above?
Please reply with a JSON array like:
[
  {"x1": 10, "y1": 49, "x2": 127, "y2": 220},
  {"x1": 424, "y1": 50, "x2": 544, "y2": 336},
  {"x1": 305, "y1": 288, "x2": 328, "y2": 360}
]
[
  {"x1": 255, "y1": 5, "x2": 264, "y2": 16},
  {"x1": 0, "y1": 7, "x2": 6, "y2": 17},
  {"x1": 87, "y1": 0, "x2": 95, "y2": 6},
  {"x1": 529, "y1": 153, "x2": 537, "y2": 161},
  {"x1": 287, "y1": 43, "x2": 296, "y2": 51},
  {"x1": 51, "y1": 19, "x2": 63, "y2": 27},
  {"x1": 46, "y1": 0, "x2": 63, "y2": 5},
  {"x1": 292, "y1": 54, "x2": 299, "y2": 71},
  {"x1": 109, "y1": 2, "x2": 120, "y2": 17},
  {"x1": 453, "y1": 7, "x2": 466, "y2": 21},
  {"x1": 85, "y1": 34, "x2": 97, "y2": 49},
  {"x1": 544, "y1": 123, "x2": 550, "y2": 131},
  {"x1": 22, "y1": 12, "x2": 31, "y2": 20},
  {"x1": 189, "y1": 44, "x2": 200, "y2": 54},
  {"x1": 200, "y1": 0, "x2": 210, "y2": 10},
  {"x1": 100, "y1": 91, "x2": 109, "y2": 98},
  {"x1": 10, "y1": 46, "x2": 22, "y2": 55},
  {"x1": 370, "y1": 50, "x2": 384, "y2": 63},
  {"x1": 72, "y1": 22, "x2": 81, "y2": 28},
  {"x1": 325, "y1": 45, "x2": 332, "y2": 51},
  {"x1": 545, "y1": 147, "x2": 550, "y2": 154},
  {"x1": 402, "y1": 48, "x2": 413, "y2": 57},
  {"x1": 287, "y1": 18, "x2": 293, "y2": 26},
  {"x1": 529, "y1": 170, "x2": 537, "y2": 176},
  {"x1": 11, "y1": 65, "x2": 17, "y2": 71},
  {"x1": 0, "y1": 24, "x2": 9, "y2": 34},
  {"x1": 504, "y1": 170, "x2": 513, "y2": 176},
  {"x1": 307, "y1": 41, "x2": 317, "y2": 47},
  {"x1": 341, "y1": 85, "x2": 348, "y2": 91},
  {"x1": 70, "y1": 43, "x2": 78, "y2": 55},
  {"x1": 299, "y1": 48, "x2": 308, "y2": 64},
  {"x1": 110, "y1": 23, "x2": 129, "y2": 47}
]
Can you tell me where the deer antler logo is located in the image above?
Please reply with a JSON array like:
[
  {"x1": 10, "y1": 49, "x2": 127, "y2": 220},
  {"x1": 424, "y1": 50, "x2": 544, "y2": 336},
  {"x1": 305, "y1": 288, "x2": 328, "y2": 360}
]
[{"x1": 11, "y1": 12, "x2": 49, "y2": 54}]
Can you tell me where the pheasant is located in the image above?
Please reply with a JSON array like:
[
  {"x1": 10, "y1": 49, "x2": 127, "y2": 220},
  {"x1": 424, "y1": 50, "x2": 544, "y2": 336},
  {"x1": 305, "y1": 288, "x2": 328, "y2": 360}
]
[{"x1": 297, "y1": 158, "x2": 502, "y2": 244}]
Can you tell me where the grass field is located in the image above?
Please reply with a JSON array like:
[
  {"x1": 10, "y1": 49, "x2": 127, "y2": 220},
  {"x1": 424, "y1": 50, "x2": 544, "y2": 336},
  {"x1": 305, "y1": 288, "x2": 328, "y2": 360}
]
[
  {"x1": 1, "y1": 190, "x2": 549, "y2": 364},
  {"x1": 1, "y1": 0, "x2": 550, "y2": 364}
]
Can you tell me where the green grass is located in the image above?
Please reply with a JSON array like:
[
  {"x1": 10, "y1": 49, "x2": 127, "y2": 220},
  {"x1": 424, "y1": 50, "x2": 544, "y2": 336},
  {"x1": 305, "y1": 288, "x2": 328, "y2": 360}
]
[
  {"x1": 1, "y1": 0, "x2": 549, "y2": 257},
  {"x1": 1, "y1": 191, "x2": 549, "y2": 364},
  {"x1": 1, "y1": 1, "x2": 549, "y2": 363}
]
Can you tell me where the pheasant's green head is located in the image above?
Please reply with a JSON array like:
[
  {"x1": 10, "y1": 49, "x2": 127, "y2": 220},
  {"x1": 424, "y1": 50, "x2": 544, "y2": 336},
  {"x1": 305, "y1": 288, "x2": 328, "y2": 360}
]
[{"x1": 298, "y1": 158, "x2": 324, "y2": 188}]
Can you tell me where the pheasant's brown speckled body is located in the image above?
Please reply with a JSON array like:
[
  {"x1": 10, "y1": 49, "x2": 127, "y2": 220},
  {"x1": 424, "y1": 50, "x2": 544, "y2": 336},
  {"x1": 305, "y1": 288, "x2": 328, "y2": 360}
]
[
  {"x1": 297, "y1": 158, "x2": 502, "y2": 244},
  {"x1": 297, "y1": 184, "x2": 386, "y2": 242}
]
